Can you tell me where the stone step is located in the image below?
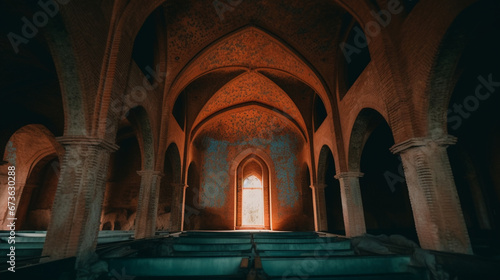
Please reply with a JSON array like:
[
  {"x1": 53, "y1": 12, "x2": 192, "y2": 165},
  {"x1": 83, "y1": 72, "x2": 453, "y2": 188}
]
[
  {"x1": 180, "y1": 232, "x2": 253, "y2": 238},
  {"x1": 174, "y1": 237, "x2": 251, "y2": 244},
  {"x1": 0, "y1": 233, "x2": 133, "y2": 244},
  {"x1": 259, "y1": 255, "x2": 425, "y2": 278},
  {"x1": 108, "y1": 256, "x2": 246, "y2": 277},
  {"x1": 253, "y1": 232, "x2": 318, "y2": 239},
  {"x1": 254, "y1": 237, "x2": 340, "y2": 243},
  {"x1": 172, "y1": 243, "x2": 253, "y2": 252},
  {"x1": 256, "y1": 240, "x2": 351, "y2": 251},
  {"x1": 172, "y1": 251, "x2": 253, "y2": 257},
  {"x1": 258, "y1": 250, "x2": 355, "y2": 257}
]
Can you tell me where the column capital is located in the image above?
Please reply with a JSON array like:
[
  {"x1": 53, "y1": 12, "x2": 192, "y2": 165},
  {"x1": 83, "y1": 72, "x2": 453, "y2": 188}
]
[
  {"x1": 56, "y1": 136, "x2": 119, "y2": 152},
  {"x1": 136, "y1": 170, "x2": 163, "y2": 177},
  {"x1": 390, "y1": 135, "x2": 457, "y2": 155},
  {"x1": 310, "y1": 183, "x2": 327, "y2": 189},
  {"x1": 334, "y1": 172, "x2": 364, "y2": 179}
]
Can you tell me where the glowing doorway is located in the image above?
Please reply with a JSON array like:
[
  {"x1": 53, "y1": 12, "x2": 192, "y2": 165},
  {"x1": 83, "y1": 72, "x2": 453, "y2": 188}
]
[
  {"x1": 242, "y1": 175, "x2": 264, "y2": 226},
  {"x1": 235, "y1": 153, "x2": 271, "y2": 230}
]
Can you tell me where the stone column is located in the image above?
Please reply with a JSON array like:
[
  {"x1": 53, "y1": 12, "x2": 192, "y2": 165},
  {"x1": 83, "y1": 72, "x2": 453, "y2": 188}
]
[
  {"x1": 169, "y1": 183, "x2": 187, "y2": 232},
  {"x1": 180, "y1": 184, "x2": 189, "y2": 231},
  {"x1": 310, "y1": 183, "x2": 328, "y2": 232},
  {"x1": 335, "y1": 172, "x2": 366, "y2": 237},
  {"x1": 134, "y1": 170, "x2": 162, "y2": 239},
  {"x1": 390, "y1": 136, "x2": 472, "y2": 254},
  {"x1": 42, "y1": 136, "x2": 118, "y2": 267}
]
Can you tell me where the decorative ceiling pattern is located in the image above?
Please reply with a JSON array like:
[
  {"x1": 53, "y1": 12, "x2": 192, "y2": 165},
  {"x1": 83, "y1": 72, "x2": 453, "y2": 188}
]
[
  {"x1": 166, "y1": 0, "x2": 345, "y2": 100},
  {"x1": 170, "y1": 27, "x2": 327, "y2": 102},
  {"x1": 194, "y1": 71, "x2": 304, "y2": 129},
  {"x1": 195, "y1": 107, "x2": 304, "y2": 144}
]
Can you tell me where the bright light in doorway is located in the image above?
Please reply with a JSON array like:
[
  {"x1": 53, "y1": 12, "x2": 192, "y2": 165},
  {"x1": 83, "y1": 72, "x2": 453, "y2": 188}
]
[{"x1": 242, "y1": 175, "x2": 264, "y2": 226}]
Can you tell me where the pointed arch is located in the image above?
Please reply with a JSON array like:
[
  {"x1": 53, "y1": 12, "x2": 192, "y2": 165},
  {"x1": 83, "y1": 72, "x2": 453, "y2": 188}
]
[
  {"x1": 426, "y1": 0, "x2": 499, "y2": 137},
  {"x1": 230, "y1": 148, "x2": 275, "y2": 230},
  {"x1": 167, "y1": 26, "x2": 333, "y2": 116},
  {"x1": 347, "y1": 108, "x2": 388, "y2": 172},
  {"x1": 126, "y1": 106, "x2": 155, "y2": 170},
  {"x1": 1, "y1": 125, "x2": 63, "y2": 229}
]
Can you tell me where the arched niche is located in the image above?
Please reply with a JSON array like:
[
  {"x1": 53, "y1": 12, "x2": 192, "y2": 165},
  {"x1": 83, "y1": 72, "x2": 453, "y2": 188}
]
[
  {"x1": 228, "y1": 148, "x2": 276, "y2": 230},
  {"x1": 235, "y1": 154, "x2": 271, "y2": 230}
]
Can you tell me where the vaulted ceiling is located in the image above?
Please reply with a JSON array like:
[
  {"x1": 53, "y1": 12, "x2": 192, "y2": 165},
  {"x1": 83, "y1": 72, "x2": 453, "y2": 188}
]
[{"x1": 163, "y1": 0, "x2": 350, "y2": 145}]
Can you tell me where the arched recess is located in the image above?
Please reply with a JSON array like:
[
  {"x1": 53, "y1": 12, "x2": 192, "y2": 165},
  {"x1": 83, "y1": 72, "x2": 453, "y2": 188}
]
[
  {"x1": 157, "y1": 143, "x2": 182, "y2": 230},
  {"x1": 101, "y1": 136, "x2": 142, "y2": 231},
  {"x1": 349, "y1": 109, "x2": 416, "y2": 241},
  {"x1": 426, "y1": 0, "x2": 499, "y2": 137},
  {"x1": 235, "y1": 155, "x2": 271, "y2": 230},
  {"x1": 1, "y1": 125, "x2": 62, "y2": 229},
  {"x1": 317, "y1": 145, "x2": 344, "y2": 235},
  {"x1": 229, "y1": 148, "x2": 276, "y2": 230},
  {"x1": 337, "y1": 15, "x2": 371, "y2": 100},
  {"x1": 348, "y1": 108, "x2": 386, "y2": 172},
  {"x1": 93, "y1": 0, "x2": 166, "y2": 139},
  {"x1": 17, "y1": 156, "x2": 59, "y2": 230},
  {"x1": 100, "y1": 106, "x2": 155, "y2": 231}
]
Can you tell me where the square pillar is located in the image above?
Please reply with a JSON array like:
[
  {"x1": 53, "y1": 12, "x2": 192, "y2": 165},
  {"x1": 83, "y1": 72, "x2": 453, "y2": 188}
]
[
  {"x1": 42, "y1": 136, "x2": 118, "y2": 267},
  {"x1": 134, "y1": 170, "x2": 162, "y2": 239},
  {"x1": 310, "y1": 184, "x2": 328, "y2": 232},
  {"x1": 334, "y1": 172, "x2": 366, "y2": 237},
  {"x1": 390, "y1": 136, "x2": 472, "y2": 254}
]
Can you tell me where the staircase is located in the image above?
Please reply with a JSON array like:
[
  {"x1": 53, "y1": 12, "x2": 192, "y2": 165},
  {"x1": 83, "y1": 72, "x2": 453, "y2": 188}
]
[
  {"x1": 102, "y1": 231, "x2": 428, "y2": 279},
  {"x1": 3, "y1": 230, "x2": 500, "y2": 279}
]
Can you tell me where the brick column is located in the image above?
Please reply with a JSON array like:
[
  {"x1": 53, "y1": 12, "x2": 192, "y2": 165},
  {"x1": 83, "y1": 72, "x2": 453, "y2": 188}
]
[
  {"x1": 335, "y1": 172, "x2": 366, "y2": 237},
  {"x1": 390, "y1": 136, "x2": 472, "y2": 254},
  {"x1": 134, "y1": 170, "x2": 162, "y2": 239},
  {"x1": 42, "y1": 136, "x2": 118, "y2": 267},
  {"x1": 169, "y1": 183, "x2": 187, "y2": 232},
  {"x1": 310, "y1": 183, "x2": 328, "y2": 232}
]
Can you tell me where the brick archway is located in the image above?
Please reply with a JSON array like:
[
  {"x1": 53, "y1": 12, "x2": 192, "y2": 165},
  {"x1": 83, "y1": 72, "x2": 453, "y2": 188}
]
[{"x1": 230, "y1": 148, "x2": 275, "y2": 230}]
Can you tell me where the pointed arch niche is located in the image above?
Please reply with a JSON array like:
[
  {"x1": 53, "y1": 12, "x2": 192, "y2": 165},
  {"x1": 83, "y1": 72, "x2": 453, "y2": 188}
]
[{"x1": 234, "y1": 153, "x2": 272, "y2": 230}]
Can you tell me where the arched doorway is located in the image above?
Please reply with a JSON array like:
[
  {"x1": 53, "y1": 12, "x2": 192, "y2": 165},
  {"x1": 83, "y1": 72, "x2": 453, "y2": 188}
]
[
  {"x1": 318, "y1": 145, "x2": 345, "y2": 235},
  {"x1": 348, "y1": 108, "x2": 416, "y2": 241},
  {"x1": 235, "y1": 155, "x2": 271, "y2": 230},
  {"x1": 158, "y1": 143, "x2": 182, "y2": 231}
]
